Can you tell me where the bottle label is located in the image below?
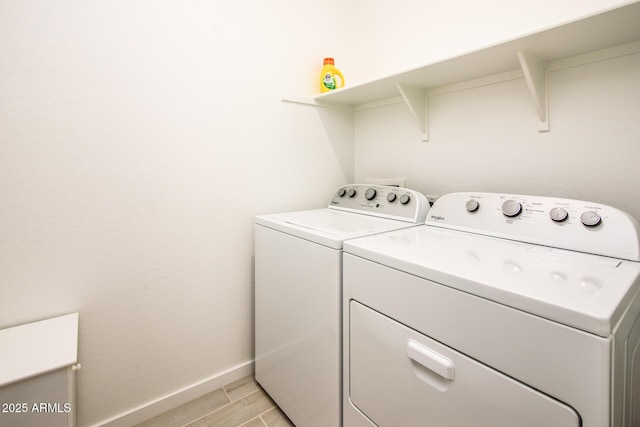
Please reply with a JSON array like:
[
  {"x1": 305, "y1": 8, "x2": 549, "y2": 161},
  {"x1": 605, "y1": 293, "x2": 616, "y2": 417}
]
[{"x1": 323, "y1": 72, "x2": 336, "y2": 90}]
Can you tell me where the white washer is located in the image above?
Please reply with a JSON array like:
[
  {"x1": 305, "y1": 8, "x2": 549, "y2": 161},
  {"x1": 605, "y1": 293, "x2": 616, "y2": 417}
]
[
  {"x1": 342, "y1": 192, "x2": 640, "y2": 427},
  {"x1": 255, "y1": 184, "x2": 430, "y2": 427}
]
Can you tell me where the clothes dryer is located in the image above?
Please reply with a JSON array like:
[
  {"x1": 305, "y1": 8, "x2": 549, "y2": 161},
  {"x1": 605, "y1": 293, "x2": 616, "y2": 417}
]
[
  {"x1": 255, "y1": 184, "x2": 429, "y2": 427},
  {"x1": 343, "y1": 192, "x2": 640, "y2": 427}
]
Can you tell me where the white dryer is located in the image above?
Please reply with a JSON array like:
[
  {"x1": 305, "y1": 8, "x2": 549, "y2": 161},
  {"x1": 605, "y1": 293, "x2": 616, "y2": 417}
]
[
  {"x1": 255, "y1": 184, "x2": 430, "y2": 427},
  {"x1": 342, "y1": 192, "x2": 640, "y2": 427}
]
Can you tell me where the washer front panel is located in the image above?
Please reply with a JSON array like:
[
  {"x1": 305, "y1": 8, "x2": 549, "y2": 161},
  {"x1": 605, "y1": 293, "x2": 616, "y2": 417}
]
[{"x1": 255, "y1": 225, "x2": 342, "y2": 427}]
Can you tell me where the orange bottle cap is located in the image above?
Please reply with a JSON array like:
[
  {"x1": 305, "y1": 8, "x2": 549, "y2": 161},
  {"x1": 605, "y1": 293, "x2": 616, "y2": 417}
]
[{"x1": 323, "y1": 58, "x2": 334, "y2": 65}]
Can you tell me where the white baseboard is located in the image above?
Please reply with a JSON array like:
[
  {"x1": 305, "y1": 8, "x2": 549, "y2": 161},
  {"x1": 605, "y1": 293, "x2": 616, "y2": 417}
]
[{"x1": 90, "y1": 360, "x2": 254, "y2": 427}]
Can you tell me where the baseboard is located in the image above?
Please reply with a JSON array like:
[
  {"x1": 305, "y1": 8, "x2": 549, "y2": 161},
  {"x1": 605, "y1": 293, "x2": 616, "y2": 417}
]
[{"x1": 90, "y1": 360, "x2": 254, "y2": 427}]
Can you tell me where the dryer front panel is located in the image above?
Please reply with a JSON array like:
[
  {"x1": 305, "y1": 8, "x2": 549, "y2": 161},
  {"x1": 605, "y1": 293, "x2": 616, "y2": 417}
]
[{"x1": 348, "y1": 301, "x2": 580, "y2": 427}]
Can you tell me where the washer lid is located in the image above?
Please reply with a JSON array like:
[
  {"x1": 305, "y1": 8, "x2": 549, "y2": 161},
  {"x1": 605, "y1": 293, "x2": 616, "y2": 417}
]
[
  {"x1": 344, "y1": 226, "x2": 640, "y2": 337},
  {"x1": 256, "y1": 209, "x2": 419, "y2": 249}
]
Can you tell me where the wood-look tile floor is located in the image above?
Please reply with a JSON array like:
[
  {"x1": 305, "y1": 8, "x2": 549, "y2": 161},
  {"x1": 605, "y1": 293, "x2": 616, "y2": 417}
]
[{"x1": 135, "y1": 376, "x2": 295, "y2": 427}]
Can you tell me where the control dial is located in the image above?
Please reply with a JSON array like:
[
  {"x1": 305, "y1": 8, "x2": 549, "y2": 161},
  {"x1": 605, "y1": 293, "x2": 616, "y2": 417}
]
[
  {"x1": 365, "y1": 188, "x2": 377, "y2": 201},
  {"x1": 337, "y1": 188, "x2": 346, "y2": 197},
  {"x1": 581, "y1": 211, "x2": 602, "y2": 227},
  {"x1": 549, "y1": 207, "x2": 569, "y2": 222},
  {"x1": 501, "y1": 200, "x2": 522, "y2": 217},
  {"x1": 387, "y1": 193, "x2": 397, "y2": 203},
  {"x1": 399, "y1": 194, "x2": 411, "y2": 205},
  {"x1": 466, "y1": 199, "x2": 480, "y2": 213},
  {"x1": 347, "y1": 189, "x2": 357, "y2": 198}
]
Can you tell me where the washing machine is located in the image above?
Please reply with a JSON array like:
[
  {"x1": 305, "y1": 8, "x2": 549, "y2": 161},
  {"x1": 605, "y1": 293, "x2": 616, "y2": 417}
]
[
  {"x1": 342, "y1": 192, "x2": 640, "y2": 427},
  {"x1": 255, "y1": 184, "x2": 430, "y2": 427}
]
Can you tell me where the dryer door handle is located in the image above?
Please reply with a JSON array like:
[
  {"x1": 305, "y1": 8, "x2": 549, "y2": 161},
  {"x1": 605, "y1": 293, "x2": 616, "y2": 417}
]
[{"x1": 407, "y1": 340, "x2": 455, "y2": 380}]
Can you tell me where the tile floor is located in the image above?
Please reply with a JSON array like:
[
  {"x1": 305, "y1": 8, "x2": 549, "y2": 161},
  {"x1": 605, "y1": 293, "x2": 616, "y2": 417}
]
[{"x1": 134, "y1": 376, "x2": 294, "y2": 427}]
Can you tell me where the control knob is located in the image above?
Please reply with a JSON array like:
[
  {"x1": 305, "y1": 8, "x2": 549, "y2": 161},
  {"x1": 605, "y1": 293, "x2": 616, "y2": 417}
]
[
  {"x1": 387, "y1": 193, "x2": 397, "y2": 202},
  {"x1": 466, "y1": 199, "x2": 480, "y2": 213},
  {"x1": 581, "y1": 211, "x2": 602, "y2": 227},
  {"x1": 365, "y1": 188, "x2": 377, "y2": 200},
  {"x1": 347, "y1": 189, "x2": 357, "y2": 198},
  {"x1": 501, "y1": 200, "x2": 522, "y2": 217},
  {"x1": 399, "y1": 194, "x2": 411, "y2": 205},
  {"x1": 549, "y1": 207, "x2": 569, "y2": 222},
  {"x1": 337, "y1": 188, "x2": 346, "y2": 197}
]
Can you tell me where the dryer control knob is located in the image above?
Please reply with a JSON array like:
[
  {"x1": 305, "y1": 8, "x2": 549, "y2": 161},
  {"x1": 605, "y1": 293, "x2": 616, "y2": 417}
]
[
  {"x1": 347, "y1": 189, "x2": 357, "y2": 198},
  {"x1": 466, "y1": 199, "x2": 480, "y2": 212},
  {"x1": 502, "y1": 200, "x2": 522, "y2": 217},
  {"x1": 387, "y1": 193, "x2": 397, "y2": 203},
  {"x1": 581, "y1": 211, "x2": 602, "y2": 227},
  {"x1": 399, "y1": 194, "x2": 411, "y2": 205},
  {"x1": 550, "y1": 207, "x2": 569, "y2": 222},
  {"x1": 337, "y1": 188, "x2": 346, "y2": 197},
  {"x1": 365, "y1": 188, "x2": 377, "y2": 200}
]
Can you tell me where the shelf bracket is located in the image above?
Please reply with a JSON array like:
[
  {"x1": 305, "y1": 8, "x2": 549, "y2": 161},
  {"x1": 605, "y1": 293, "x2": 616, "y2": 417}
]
[
  {"x1": 396, "y1": 83, "x2": 429, "y2": 142},
  {"x1": 517, "y1": 50, "x2": 549, "y2": 132}
]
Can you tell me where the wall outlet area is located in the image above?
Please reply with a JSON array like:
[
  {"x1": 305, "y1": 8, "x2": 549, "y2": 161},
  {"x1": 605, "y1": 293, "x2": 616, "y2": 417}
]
[{"x1": 365, "y1": 177, "x2": 406, "y2": 187}]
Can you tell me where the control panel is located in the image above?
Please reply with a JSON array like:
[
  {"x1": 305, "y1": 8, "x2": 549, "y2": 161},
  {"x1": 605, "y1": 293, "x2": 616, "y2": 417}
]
[
  {"x1": 426, "y1": 192, "x2": 640, "y2": 261},
  {"x1": 328, "y1": 184, "x2": 430, "y2": 223}
]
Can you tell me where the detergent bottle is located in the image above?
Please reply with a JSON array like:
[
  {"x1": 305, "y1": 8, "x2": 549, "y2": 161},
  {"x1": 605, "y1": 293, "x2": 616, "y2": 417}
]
[{"x1": 320, "y1": 58, "x2": 345, "y2": 93}]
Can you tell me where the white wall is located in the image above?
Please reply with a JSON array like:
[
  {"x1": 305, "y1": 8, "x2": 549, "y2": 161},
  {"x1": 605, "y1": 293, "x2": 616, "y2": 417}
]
[
  {"x1": 0, "y1": 1, "x2": 353, "y2": 425},
  {"x1": 350, "y1": 0, "x2": 640, "y2": 220}
]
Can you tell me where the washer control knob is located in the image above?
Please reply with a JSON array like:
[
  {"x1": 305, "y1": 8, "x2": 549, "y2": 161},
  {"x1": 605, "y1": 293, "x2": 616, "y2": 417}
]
[
  {"x1": 501, "y1": 200, "x2": 522, "y2": 217},
  {"x1": 337, "y1": 188, "x2": 346, "y2": 197},
  {"x1": 365, "y1": 188, "x2": 377, "y2": 200},
  {"x1": 347, "y1": 189, "x2": 357, "y2": 198},
  {"x1": 466, "y1": 199, "x2": 480, "y2": 213},
  {"x1": 550, "y1": 207, "x2": 569, "y2": 222},
  {"x1": 387, "y1": 193, "x2": 397, "y2": 203},
  {"x1": 399, "y1": 194, "x2": 411, "y2": 205},
  {"x1": 581, "y1": 211, "x2": 602, "y2": 227}
]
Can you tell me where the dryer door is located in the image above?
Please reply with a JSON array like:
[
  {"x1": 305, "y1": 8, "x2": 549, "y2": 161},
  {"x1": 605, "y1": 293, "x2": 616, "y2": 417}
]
[{"x1": 349, "y1": 301, "x2": 581, "y2": 427}]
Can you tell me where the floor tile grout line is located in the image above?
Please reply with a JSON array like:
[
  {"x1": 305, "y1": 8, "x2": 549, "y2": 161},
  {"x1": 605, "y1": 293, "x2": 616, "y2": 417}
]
[
  {"x1": 238, "y1": 415, "x2": 267, "y2": 427},
  {"x1": 224, "y1": 378, "x2": 261, "y2": 403},
  {"x1": 222, "y1": 385, "x2": 233, "y2": 402},
  {"x1": 182, "y1": 389, "x2": 268, "y2": 427},
  {"x1": 257, "y1": 406, "x2": 284, "y2": 427},
  {"x1": 245, "y1": 395, "x2": 278, "y2": 427},
  {"x1": 141, "y1": 377, "x2": 276, "y2": 427},
  {"x1": 180, "y1": 393, "x2": 234, "y2": 427},
  {"x1": 257, "y1": 407, "x2": 275, "y2": 418}
]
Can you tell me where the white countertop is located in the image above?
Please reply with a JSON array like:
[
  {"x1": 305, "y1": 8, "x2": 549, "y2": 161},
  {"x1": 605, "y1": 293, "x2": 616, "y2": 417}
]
[{"x1": 0, "y1": 313, "x2": 78, "y2": 387}]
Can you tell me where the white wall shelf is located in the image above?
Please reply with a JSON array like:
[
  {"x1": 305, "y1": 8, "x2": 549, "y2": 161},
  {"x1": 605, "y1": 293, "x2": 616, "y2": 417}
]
[{"x1": 285, "y1": 1, "x2": 640, "y2": 140}]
